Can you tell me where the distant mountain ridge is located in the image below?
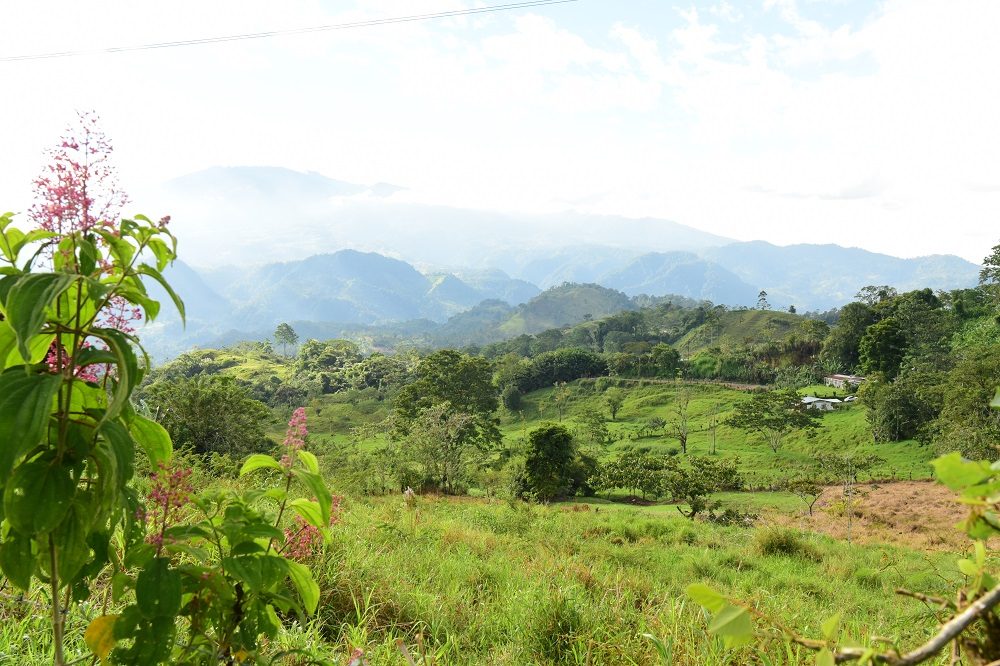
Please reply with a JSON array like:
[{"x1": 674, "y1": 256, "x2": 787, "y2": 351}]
[{"x1": 133, "y1": 166, "x2": 983, "y2": 359}]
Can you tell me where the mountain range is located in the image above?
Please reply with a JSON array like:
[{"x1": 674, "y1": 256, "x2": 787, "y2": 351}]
[{"x1": 135, "y1": 166, "x2": 983, "y2": 359}]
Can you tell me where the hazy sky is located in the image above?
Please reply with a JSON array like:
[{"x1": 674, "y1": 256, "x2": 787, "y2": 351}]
[{"x1": 0, "y1": 0, "x2": 997, "y2": 262}]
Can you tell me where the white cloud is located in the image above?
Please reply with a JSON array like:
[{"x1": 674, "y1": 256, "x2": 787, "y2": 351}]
[{"x1": 0, "y1": 0, "x2": 997, "y2": 262}]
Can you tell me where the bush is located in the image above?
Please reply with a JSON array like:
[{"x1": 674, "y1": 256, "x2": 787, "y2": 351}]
[{"x1": 753, "y1": 527, "x2": 822, "y2": 560}]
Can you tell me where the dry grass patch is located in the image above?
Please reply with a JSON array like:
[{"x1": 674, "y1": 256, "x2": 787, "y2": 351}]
[{"x1": 772, "y1": 480, "x2": 975, "y2": 550}]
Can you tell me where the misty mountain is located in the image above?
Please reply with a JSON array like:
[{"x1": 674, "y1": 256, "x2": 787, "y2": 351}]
[
  {"x1": 702, "y1": 242, "x2": 982, "y2": 310},
  {"x1": 598, "y1": 252, "x2": 760, "y2": 304}
]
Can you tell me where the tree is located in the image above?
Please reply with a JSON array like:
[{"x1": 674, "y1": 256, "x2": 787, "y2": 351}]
[
  {"x1": 590, "y1": 448, "x2": 669, "y2": 499},
  {"x1": 788, "y1": 304, "x2": 796, "y2": 314},
  {"x1": 274, "y1": 322, "x2": 299, "y2": 357},
  {"x1": 819, "y1": 301, "x2": 877, "y2": 372},
  {"x1": 856, "y1": 284, "x2": 898, "y2": 306},
  {"x1": 392, "y1": 351, "x2": 502, "y2": 473},
  {"x1": 395, "y1": 350, "x2": 499, "y2": 422},
  {"x1": 524, "y1": 423, "x2": 577, "y2": 501},
  {"x1": 785, "y1": 475, "x2": 824, "y2": 516},
  {"x1": 663, "y1": 457, "x2": 742, "y2": 520},
  {"x1": 930, "y1": 346, "x2": 1000, "y2": 460},
  {"x1": 980, "y1": 242, "x2": 1000, "y2": 307},
  {"x1": 666, "y1": 388, "x2": 693, "y2": 454},
  {"x1": 143, "y1": 376, "x2": 273, "y2": 457},
  {"x1": 858, "y1": 316, "x2": 907, "y2": 379},
  {"x1": 579, "y1": 410, "x2": 610, "y2": 445},
  {"x1": 728, "y1": 389, "x2": 820, "y2": 453},
  {"x1": 979, "y1": 242, "x2": 1000, "y2": 287},
  {"x1": 706, "y1": 402, "x2": 722, "y2": 455},
  {"x1": 604, "y1": 387, "x2": 625, "y2": 421},
  {"x1": 757, "y1": 290, "x2": 770, "y2": 310},
  {"x1": 404, "y1": 403, "x2": 479, "y2": 494},
  {"x1": 816, "y1": 452, "x2": 884, "y2": 543},
  {"x1": 650, "y1": 343, "x2": 681, "y2": 377},
  {"x1": 296, "y1": 338, "x2": 360, "y2": 373}
]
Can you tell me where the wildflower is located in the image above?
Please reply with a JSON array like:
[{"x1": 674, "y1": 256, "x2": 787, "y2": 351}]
[
  {"x1": 282, "y1": 495, "x2": 342, "y2": 561},
  {"x1": 283, "y1": 407, "x2": 308, "y2": 451},
  {"x1": 145, "y1": 462, "x2": 194, "y2": 553}
]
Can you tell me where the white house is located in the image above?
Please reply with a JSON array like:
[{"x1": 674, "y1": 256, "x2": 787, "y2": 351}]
[{"x1": 802, "y1": 396, "x2": 842, "y2": 411}]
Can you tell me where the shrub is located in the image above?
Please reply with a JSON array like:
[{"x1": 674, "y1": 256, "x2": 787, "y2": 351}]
[{"x1": 754, "y1": 527, "x2": 822, "y2": 560}]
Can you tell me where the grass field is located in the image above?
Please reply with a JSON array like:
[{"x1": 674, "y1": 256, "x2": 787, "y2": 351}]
[{"x1": 291, "y1": 494, "x2": 963, "y2": 665}]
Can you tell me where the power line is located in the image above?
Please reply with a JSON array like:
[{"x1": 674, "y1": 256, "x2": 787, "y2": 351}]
[{"x1": 0, "y1": 0, "x2": 580, "y2": 63}]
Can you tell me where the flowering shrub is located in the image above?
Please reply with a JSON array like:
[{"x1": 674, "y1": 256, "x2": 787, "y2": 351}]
[{"x1": 0, "y1": 115, "x2": 333, "y2": 665}]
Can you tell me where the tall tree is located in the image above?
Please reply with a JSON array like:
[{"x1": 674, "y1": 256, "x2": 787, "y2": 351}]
[
  {"x1": 393, "y1": 350, "x2": 501, "y2": 449},
  {"x1": 858, "y1": 316, "x2": 907, "y2": 379},
  {"x1": 274, "y1": 322, "x2": 299, "y2": 357},
  {"x1": 604, "y1": 387, "x2": 625, "y2": 421},
  {"x1": 666, "y1": 388, "x2": 693, "y2": 454},
  {"x1": 820, "y1": 301, "x2": 878, "y2": 372},
  {"x1": 524, "y1": 423, "x2": 577, "y2": 501},
  {"x1": 980, "y1": 241, "x2": 1000, "y2": 306},
  {"x1": 728, "y1": 389, "x2": 820, "y2": 453},
  {"x1": 404, "y1": 403, "x2": 478, "y2": 494},
  {"x1": 757, "y1": 290, "x2": 770, "y2": 310}
]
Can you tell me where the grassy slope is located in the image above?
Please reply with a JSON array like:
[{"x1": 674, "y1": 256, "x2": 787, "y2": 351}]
[
  {"x1": 674, "y1": 309, "x2": 802, "y2": 356},
  {"x1": 504, "y1": 381, "x2": 934, "y2": 484},
  {"x1": 300, "y1": 495, "x2": 961, "y2": 665}
]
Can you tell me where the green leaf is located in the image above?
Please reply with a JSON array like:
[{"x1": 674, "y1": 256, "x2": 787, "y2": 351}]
[
  {"x1": 78, "y1": 237, "x2": 99, "y2": 275},
  {"x1": 98, "y1": 421, "x2": 135, "y2": 489},
  {"x1": 0, "y1": 528, "x2": 35, "y2": 589},
  {"x1": 52, "y1": 502, "x2": 93, "y2": 584},
  {"x1": 0, "y1": 369, "x2": 61, "y2": 479},
  {"x1": 932, "y1": 452, "x2": 992, "y2": 492},
  {"x1": 816, "y1": 648, "x2": 835, "y2": 666},
  {"x1": 992, "y1": 388, "x2": 1000, "y2": 410},
  {"x1": 128, "y1": 413, "x2": 172, "y2": 467},
  {"x1": 280, "y1": 558, "x2": 320, "y2": 615},
  {"x1": 137, "y1": 264, "x2": 185, "y2": 324},
  {"x1": 288, "y1": 498, "x2": 324, "y2": 529},
  {"x1": 297, "y1": 450, "x2": 320, "y2": 474},
  {"x1": 223, "y1": 556, "x2": 264, "y2": 591},
  {"x1": 294, "y1": 469, "x2": 332, "y2": 525},
  {"x1": 686, "y1": 583, "x2": 728, "y2": 614},
  {"x1": 958, "y1": 558, "x2": 979, "y2": 577},
  {"x1": 5, "y1": 273, "x2": 75, "y2": 362},
  {"x1": 92, "y1": 327, "x2": 139, "y2": 421},
  {"x1": 136, "y1": 557, "x2": 181, "y2": 619},
  {"x1": 4, "y1": 459, "x2": 76, "y2": 534},
  {"x1": 239, "y1": 454, "x2": 283, "y2": 476},
  {"x1": 821, "y1": 612, "x2": 841, "y2": 641},
  {"x1": 707, "y1": 604, "x2": 753, "y2": 638}
]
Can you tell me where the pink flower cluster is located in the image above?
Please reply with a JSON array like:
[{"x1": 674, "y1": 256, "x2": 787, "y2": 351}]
[
  {"x1": 282, "y1": 495, "x2": 342, "y2": 561},
  {"x1": 146, "y1": 462, "x2": 194, "y2": 549},
  {"x1": 284, "y1": 407, "x2": 308, "y2": 450},
  {"x1": 29, "y1": 111, "x2": 127, "y2": 239},
  {"x1": 44, "y1": 341, "x2": 102, "y2": 383},
  {"x1": 97, "y1": 294, "x2": 143, "y2": 335},
  {"x1": 280, "y1": 407, "x2": 309, "y2": 469}
]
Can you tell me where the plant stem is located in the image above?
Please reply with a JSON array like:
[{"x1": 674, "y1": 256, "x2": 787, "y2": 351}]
[{"x1": 49, "y1": 536, "x2": 65, "y2": 666}]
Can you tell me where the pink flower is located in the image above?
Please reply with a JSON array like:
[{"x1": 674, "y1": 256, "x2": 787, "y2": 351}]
[
  {"x1": 282, "y1": 407, "x2": 308, "y2": 452},
  {"x1": 144, "y1": 462, "x2": 194, "y2": 550}
]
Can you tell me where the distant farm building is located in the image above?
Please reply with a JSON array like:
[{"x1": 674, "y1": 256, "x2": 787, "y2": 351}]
[
  {"x1": 802, "y1": 396, "x2": 842, "y2": 411},
  {"x1": 824, "y1": 374, "x2": 866, "y2": 389}
]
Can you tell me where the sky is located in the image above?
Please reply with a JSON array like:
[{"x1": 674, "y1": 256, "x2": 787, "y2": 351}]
[{"x1": 0, "y1": 0, "x2": 997, "y2": 263}]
